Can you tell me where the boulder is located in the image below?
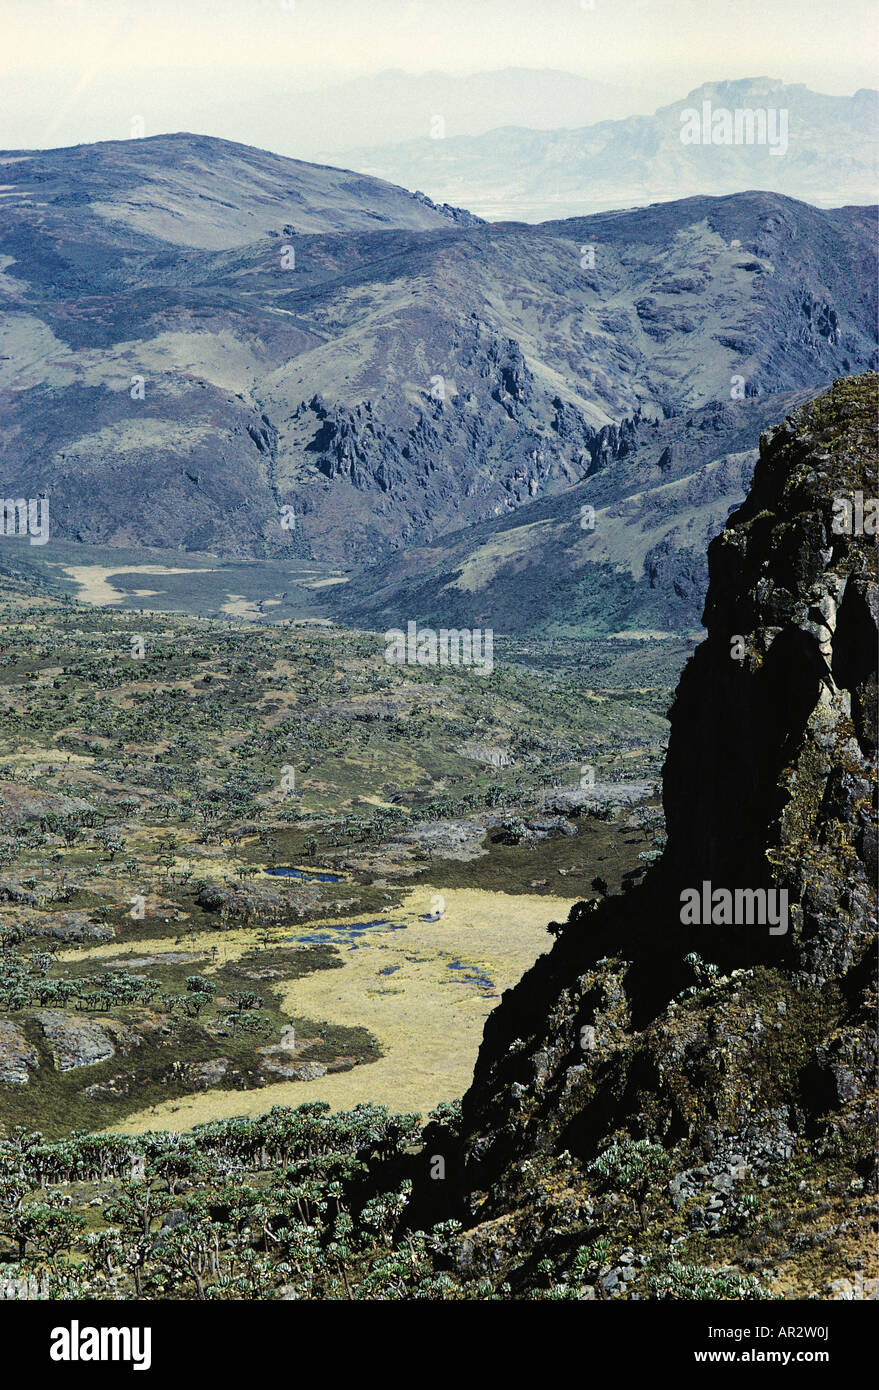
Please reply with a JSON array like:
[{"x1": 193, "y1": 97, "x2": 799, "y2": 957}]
[
  {"x1": 0, "y1": 1019, "x2": 39, "y2": 1085},
  {"x1": 33, "y1": 1010, "x2": 117, "y2": 1071}
]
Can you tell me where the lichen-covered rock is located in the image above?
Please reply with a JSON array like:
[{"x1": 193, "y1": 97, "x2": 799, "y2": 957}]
[
  {"x1": 32, "y1": 913, "x2": 114, "y2": 944},
  {"x1": 257, "y1": 1057, "x2": 327, "y2": 1082},
  {"x1": 33, "y1": 1010, "x2": 124, "y2": 1071},
  {"x1": 182, "y1": 1058, "x2": 229, "y2": 1089},
  {"x1": 0, "y1": 1018, "x2": 39, "y2": 1085}
]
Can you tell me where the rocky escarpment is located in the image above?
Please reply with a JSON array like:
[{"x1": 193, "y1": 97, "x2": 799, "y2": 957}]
[
  {"x1": 414, "y1": 375, "x2": 877, "y2": 1297},
  {"x1": 288, "y1": 369, "x2": 647, "y2": 547},
  {"x1": 662, "y1": 376, "x2": 878, "y2": 983}
]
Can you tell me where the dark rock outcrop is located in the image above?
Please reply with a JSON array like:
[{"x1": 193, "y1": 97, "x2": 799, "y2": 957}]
[
  {"x1": 418, "y1": 377, "x2": 877, "y2": 1293},
  {"x1": 33, "y1": 1011, "x2": 118, "y2": 1072}
]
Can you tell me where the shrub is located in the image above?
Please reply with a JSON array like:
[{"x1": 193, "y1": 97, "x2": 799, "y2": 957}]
[{"x1": 648, "y1": 1260, "x2": 776, "y2": 1300}]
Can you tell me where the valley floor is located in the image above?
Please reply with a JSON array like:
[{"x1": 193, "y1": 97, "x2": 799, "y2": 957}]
[
  {"x1": 96, "y1": 885, "x2": 574, "y2": 1132},
  {"x1": 0, "y1": 572, "x2": 672, "y2": 1139}
]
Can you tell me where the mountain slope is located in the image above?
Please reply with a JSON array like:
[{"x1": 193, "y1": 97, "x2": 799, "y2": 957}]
[
  {"x1": 0, "y1": 133, "x2": 477, "y2": 253},
  {"x1": 328, "y1": 390, "x2": 820, "y2": 635},
  {"x1": 1, "y1": 138, "x2": 875, "y2": 588}
]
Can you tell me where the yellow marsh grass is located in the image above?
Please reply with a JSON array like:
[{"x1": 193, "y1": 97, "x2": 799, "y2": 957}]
[
  {"x1": 108, "y1": 885, "x2": 572, "y2": 1133},
  {"x1": 60, "y1": 565, "x2": 210, "y2": 606}
]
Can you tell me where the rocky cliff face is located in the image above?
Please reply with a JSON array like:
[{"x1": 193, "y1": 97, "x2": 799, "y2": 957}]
[
  {"x1": 418, "y1": 376, "x2": 877, "y2": 1298},
  {"x1": 663, "y1": 376, "x2": 878, "y2": 982}
]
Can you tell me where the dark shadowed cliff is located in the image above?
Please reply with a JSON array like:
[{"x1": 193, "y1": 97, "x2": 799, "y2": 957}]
[{"x1": 412, "y1": 375, "x2": 878, "y2": 1298}]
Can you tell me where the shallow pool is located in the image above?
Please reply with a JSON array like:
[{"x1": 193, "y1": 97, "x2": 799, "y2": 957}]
[{"x1": 284, "y1": 918, "x2": 410, "y2": 945}]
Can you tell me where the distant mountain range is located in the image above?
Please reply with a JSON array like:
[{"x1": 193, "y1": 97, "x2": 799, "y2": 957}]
[
  {"x1": 337, "y1": 79, "x2": 879, "y2": 221},
  {"x1": 0, "y1": 67, "x2": 664, "y2": 162},
  {"x1": 0, "y1": 132, "x2": 876, "y2": 633},
  {"x1": 304, "y1": 67, "x2": 664, "y2": 153}
]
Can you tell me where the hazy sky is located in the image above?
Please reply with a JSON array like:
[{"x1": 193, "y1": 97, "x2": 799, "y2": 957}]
[{"x1": 1, "y1": 0, "x2": 876, "y2": 150}]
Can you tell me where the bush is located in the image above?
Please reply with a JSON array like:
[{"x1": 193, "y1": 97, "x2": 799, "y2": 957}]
[
  {"x1": 588, "y1": 1137, "x2": 673, "y2": 1229},
  {"x1": 648, "y1": 1260, "x2": 776, "y2": 1300}
]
